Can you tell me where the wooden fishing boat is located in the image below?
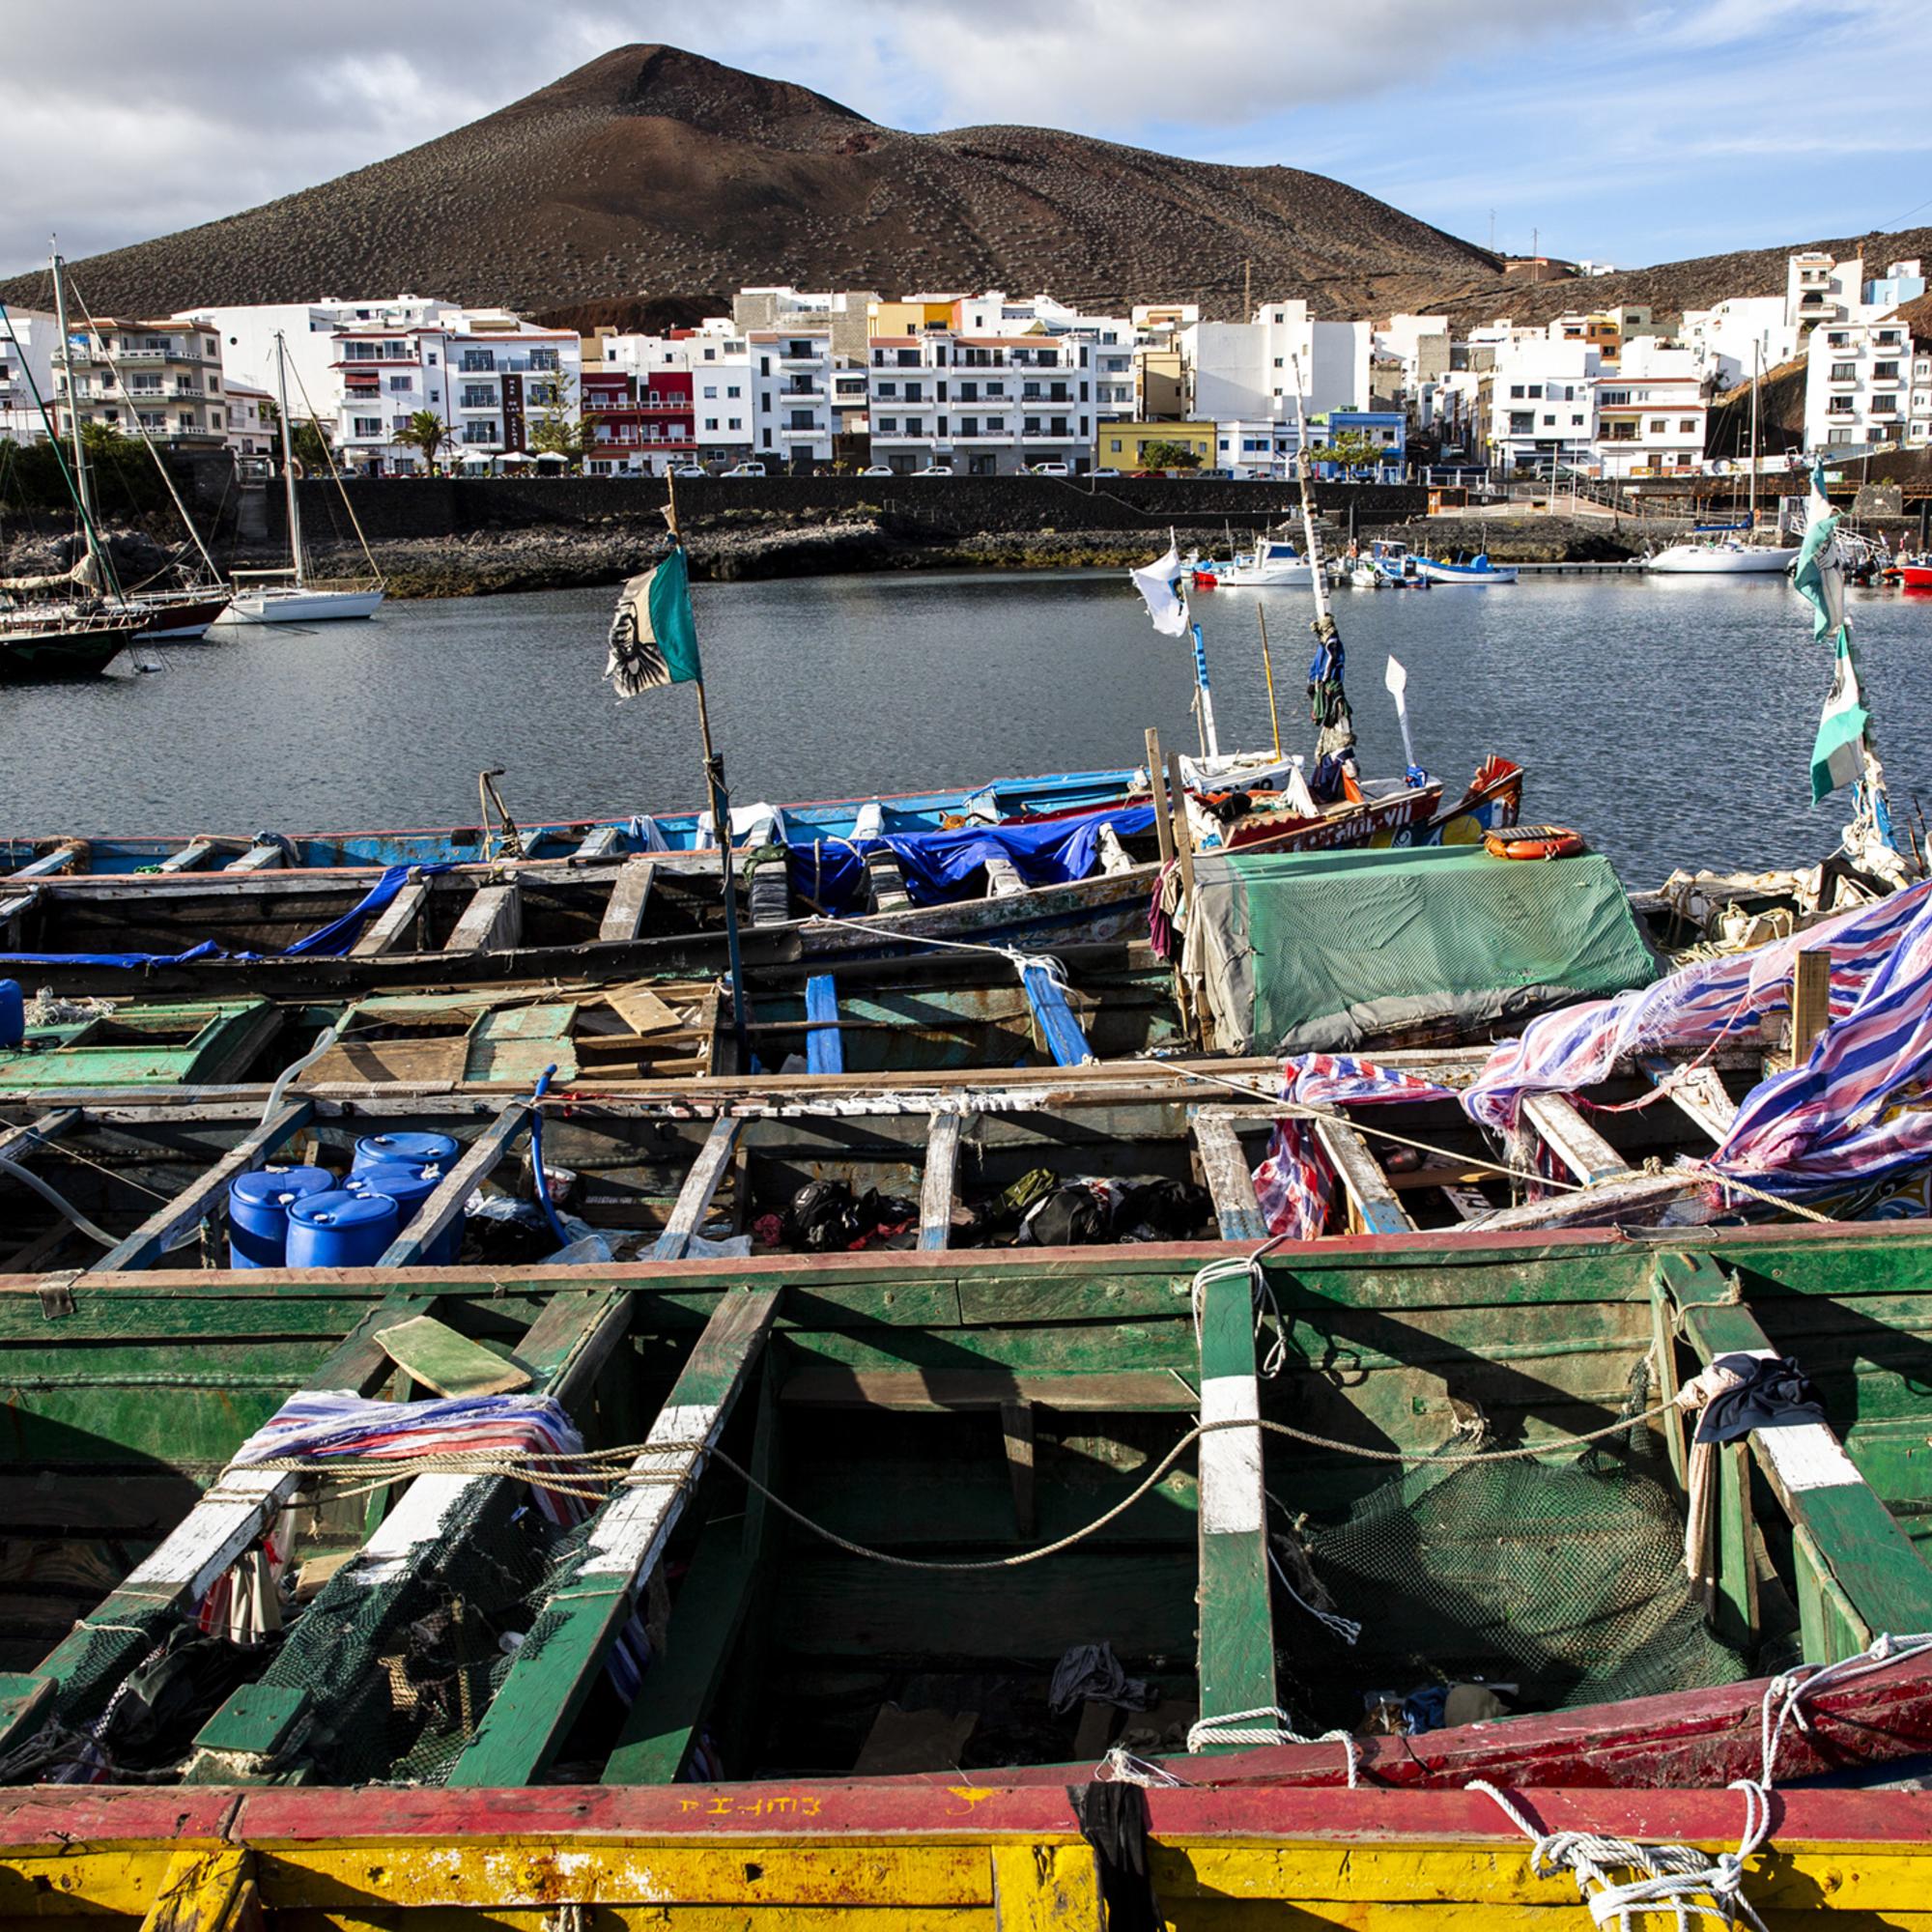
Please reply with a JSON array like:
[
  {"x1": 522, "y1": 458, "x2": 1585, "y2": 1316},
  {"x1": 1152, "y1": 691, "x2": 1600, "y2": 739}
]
[
  {"x1": 4, "y1": 1214, "x2": 1932, "y2": 1926},
  {"x1": 0, "y1": 994, "x2": 283, "y2": 1092},
  {"x1": 0, "y1": 607, "x2": 141, "y2": 681}
]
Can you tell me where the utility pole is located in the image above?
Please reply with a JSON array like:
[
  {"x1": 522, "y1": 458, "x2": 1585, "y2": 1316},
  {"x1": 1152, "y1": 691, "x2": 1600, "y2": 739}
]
[{"x1": 1242, "y1": 258, "x2": 1251, "y2": 321}]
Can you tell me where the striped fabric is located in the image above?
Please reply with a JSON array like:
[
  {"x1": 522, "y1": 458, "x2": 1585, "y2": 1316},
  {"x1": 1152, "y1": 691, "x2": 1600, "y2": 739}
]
[
  {"x1": 1712, "y1": 885, "x2": 1932, "y2": 1197},
  {"x1": 232, "y1": 1391, "x2": 651, "y2": 1701},
  {"x1": 1252, "y1": 1054, "x2": 1455, "y2": 1239},
  {"x1": 1463, "y1": 879, "x2": 1932, "y2": 1143}
]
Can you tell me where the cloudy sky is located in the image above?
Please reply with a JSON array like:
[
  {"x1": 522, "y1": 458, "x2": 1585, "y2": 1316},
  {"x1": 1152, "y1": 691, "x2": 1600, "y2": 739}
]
[{"x1": 4, "y1": 0, "x2": 1924, "y2": 280}]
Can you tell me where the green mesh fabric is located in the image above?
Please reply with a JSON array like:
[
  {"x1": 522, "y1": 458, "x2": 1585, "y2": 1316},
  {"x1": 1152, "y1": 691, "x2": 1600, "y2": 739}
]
[
  {"x1": 1296, "y1": 1432, "x2": 1743, "y2": 1717},
  {"x1": 1188, "y1": 845, "x2": 1659, "y2": 1055}
]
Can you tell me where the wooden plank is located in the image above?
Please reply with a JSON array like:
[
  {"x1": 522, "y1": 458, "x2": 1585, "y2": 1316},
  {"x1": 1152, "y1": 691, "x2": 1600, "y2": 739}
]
[
  {"x1": 1309, "y1": 1112, "x2": 1415, "y2": 1236},
  {"x1": 156, "y1": 838, "x2": 224, "y2": 874},
  {"x1": 1793, "y1": 946, "x2": 1832, "y2": 1063},
  {"x1": 1639, "y1": 1054, "x2": 1739, "y2": 1144},
  {"x1": 1659, "y1": 1249, "x2": 1932, "y2": 1659},
  {"x1": 137, "y1": 1846, "x2": 258, "y2": 1932},
  {"x1": 805, "y1": 974, "x2": 844, "y2": 1076},
  {"x1": 447, "y1": 1286, "x2": 781, "y2": 1786},
  {"x1": 1462, "y1": 1168, "x2": 1693, "y2": 1232},
  {"x1": 1191, "y1": 1110, "x2": 1266, "y2": 1241},
  {"x1": 376, "y1": 1314, "x2": 531, "y2": 1397},
  {"x1": 184, "y1": 1283, "x2": 635, "y2": 1782},
  {"x1": 443, "y1": 880, "x2": 521, "y2": 953},
  {"x1": 781, "y1": 1368, "x2": 1197, "y2": 1412},
  {"x1": 1145, "y1": 727, "x2": 1176, "y2": 867},
  {"x1": 1647, "y1": 1278, "x2": 1688, "y2": 1492},
  {"x1": 7, "y1": 841, "x2": 86, "y2": 880},
  {"x1": 0, "y1": 1107, "x2": 82, "y2": 1170},
  {"x1": 1000, "y1": 1401, "x2": 1037, "y2": 1539},
  {"x1": 223, "y1": 842, "x2": 285, "y2": 872},
  {"x1": 991, "y1": 1841, "x2": 1103, "y2": 1932},
  {"x1": 652, "y1": 1116, "x2": 742, "y2": 1261},
  {"x1": 1194, "y1": 1264, "x2": 1275, "y2": 1747},
  {"x1": 0, "y1": 1288, "x2": 433, "y2": 1751},
  {"x1": 598, "y1": 856, "x2": 656, "y2": 941},
  {"x1": 1019, "y1": 962, "x2": 1094, "y2": 1066},
  {"x1": 867, "y1": 848, "x2": 912, "y2": 912},
  {"x1": 1520, "y1": 1092, "x2": 1631, "y2": 1185},
  {"x1": 89, "y1": 1101, "x2": 313, "y2": 1273},
  {"x1": 349, "y1": 878, "x2": 431, "y2": 956},
  {"x1": 0, "y1": 886, "x2": 36, "y2": 936},
  {"x1": 918, "y1": 1110, "x2": 965, "y2": 1251},
  {"x1": 574, "y1": 824, "x2": 624, "y2": 859},
  {"x1": 375, "y1": 1100, "x2": 530, "y2": 1267}
]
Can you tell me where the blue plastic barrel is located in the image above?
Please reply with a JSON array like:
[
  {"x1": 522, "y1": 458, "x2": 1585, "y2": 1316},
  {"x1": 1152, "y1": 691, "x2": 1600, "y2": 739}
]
[
  {"x1": 285, "y1": 1188, "x2": 400, "y2": 1269},
  {"x1": 349, "y1": 1161, "x2": 462, "y2": 1265},
  {"x1": 0, "y1": 980, "x2": 22, "y2": 1052},
  {"x1": 227, "y1": 1165, "x2": 334, "y2": 1269},
  {"x1": 352, "y1": 1131, "x2": 460, "y2": 1178}
]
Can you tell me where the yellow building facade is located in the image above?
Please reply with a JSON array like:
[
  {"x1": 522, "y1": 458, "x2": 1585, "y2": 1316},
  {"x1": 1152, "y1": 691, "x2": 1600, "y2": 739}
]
[{"x1": 1096, "y1": 420, "x2": 1218, "y2": 469}]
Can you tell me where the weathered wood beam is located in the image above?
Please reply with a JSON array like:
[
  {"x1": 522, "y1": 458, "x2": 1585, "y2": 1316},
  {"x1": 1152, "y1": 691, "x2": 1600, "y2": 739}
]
[
  {"x1": 1019, "y1": 962, "x2": 1094, "y2": 1066},
  {"x1": 1195, "y1": 1264, "x2": 1276, "y2": 1746},
  {"x1": 574, "y1": 824, "x2": 624, "y2": 860},
  {"x1": 1520, "y1": 1093, "x2": 1631, "y2": 1186},
  {"x1": 866, "y1": 848, "x2": 911, "y2": 911},
  {"x1": 224, "y1": 842, "x2": 285, "y2": 872},
  {"x1": 6, "y1": 841, "x2": 87, "y2": 880},
  {"x1": 805, "y1": 974, "x2": 843, "y2": 1075},
  {"x1": 652, "y1": 1116, "x2": 742, "y2": 1261},
  {"x1": 0, "y1": 1288, "x2": 433, "y2": 1752},
  {"x1": 183, "y1": 1283, "x2": 634, "y2": 1783},
  {"x1": 1658, "y1": 1250, "x2": 1932, "y2": 1660},
  {"x1": 349, "y1": 878, "x2": 431, "y2": 956},
  {"x1": 89, "y1": 1102, "x2": 313, "y2": 1273},
  {"x1": 1640, "y1": 1054, "x2": 1740, "y2": 1145},
  {"x1": 1462, "y1": 1168, "x2": 1694, "y2": 1233},
  {"x1": 598, "y1": 856, "x2": 656, "y2": 941},
  {"x1": 443, "y1": 880, "x2": 521, "y2": 953},
  {"x1": 447, "y1": 1286, "x2": 781, "y2": 1786},
  {"x1": 375, "y1": 1100, "x2": 530, "y2": 1266},
  {"x1": 0, "y1": 1108, "x2": 82, "y2": 1171},
  {"x1": 918, "y1": 1110, "x2": 965, "y2": 1251},
  {"x1": 1310, "y1": 1112, "x2": 1416, "y2": 1236},
  {"x1": 157, "y1": 838, "x2": 226, "y2": 874},
  {"x1": 0, "y1": 886, "x2": 40, "y2": 938},
  {"x1": 135, "y1": 1846, "x2": 258, "y2": 1932},
  {"x1": 1191, "y1": 1109, "x2": 1267, "y2": 1241},
  {"x1": 781, "y1": 1368, "x2": 1199, "y2": 1412},
  {"x1": 1001, "y1": 1400, "x2": 1037, "y2": 1539}
]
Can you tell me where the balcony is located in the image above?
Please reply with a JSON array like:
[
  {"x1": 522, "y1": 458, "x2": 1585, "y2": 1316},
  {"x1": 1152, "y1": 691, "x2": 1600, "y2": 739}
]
[
  {"x1": 780, "y1": 425, "x2": 828, "y2": 440},
  {"x1": 779, "y1": 353, "x2": 826, "y2": 371},
  {"x1": 781, "y1": 384, "x2": 826, "y2": 400}
]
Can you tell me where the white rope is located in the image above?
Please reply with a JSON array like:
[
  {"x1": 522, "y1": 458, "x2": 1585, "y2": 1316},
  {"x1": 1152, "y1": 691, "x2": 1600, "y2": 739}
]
[
  {"x1": 1187, "y1": 1707, "x2": 1359, "y2": 1787},
  {"x1": 1758, "y1": 1629, "x2": 1932, "y2": 1784},
  {"x1": 1266, "y1": 1543, "x2": 1360, "y2": 1645},
  {"x1": 1470, "y1": 1777, "x2": 1771, "y2": 1931},
  {"x1": 1095, "y1": 1745, "x2": 1189, "y2": 1787}
]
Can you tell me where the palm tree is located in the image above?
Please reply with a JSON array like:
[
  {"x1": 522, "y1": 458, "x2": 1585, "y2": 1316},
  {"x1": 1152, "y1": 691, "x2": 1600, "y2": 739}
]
[{"x1": 396, "y1": 409, "x2": 453, "y2": 475}]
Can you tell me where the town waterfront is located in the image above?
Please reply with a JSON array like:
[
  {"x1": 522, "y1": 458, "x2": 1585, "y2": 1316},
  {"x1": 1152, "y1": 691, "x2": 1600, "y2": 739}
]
[{"x1": 3, "y1": 568, "x2": 1922, "y2": 884}]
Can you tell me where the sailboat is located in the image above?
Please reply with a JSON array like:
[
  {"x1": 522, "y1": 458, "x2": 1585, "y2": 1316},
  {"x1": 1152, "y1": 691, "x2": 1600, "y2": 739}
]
[
  {"x1": 1647, "y1": 344, "x2": 1801, "y2": 575},
  {"x1": 217, "y1": 332, "x2": 384, "y2": 624}
]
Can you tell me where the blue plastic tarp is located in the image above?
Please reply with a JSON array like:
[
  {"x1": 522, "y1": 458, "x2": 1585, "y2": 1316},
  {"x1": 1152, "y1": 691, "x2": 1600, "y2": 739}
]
[{"x1": 787, "y1": 805, "x2": 1157, "y2": 913}]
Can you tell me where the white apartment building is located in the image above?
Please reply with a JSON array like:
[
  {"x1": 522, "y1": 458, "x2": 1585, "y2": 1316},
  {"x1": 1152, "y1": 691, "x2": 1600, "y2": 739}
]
[
  {"x1": 1212, "y1": 419, "x2": 1302, "y2": 479},
  {"x1": 1911, "y1": 332, "x2": 1932, "y2": 449},
  {"x1": 1485, "y1": 338, "x2": 1597, "y2": 474},
  {"x1": 54, "y1": 317, "x2": 229, "y2": 449},
  {"x1": 1180, "y1": 301, "x2": 1369, "y2": 432},
  {"x1": 750, "y1": 328, "x2": 839, "y2": 467},
  {"x1": 1375, "y1": 314, "x2": 1452, "y2": 409},
  {"x1": 0, "y1": 308, "x2": 56, "y2": 442},
  {"x1": 867, "y1": 331, "x2": 1095, "y2": 474},
  {"x1": 1681, "y1": 295, "x2": 1795, "y2": 392},
  {"x1": 1592, "y1": 339, "x2": 1707, "y2": 479},
  {"x1": 1786, "y1": 252, "x2": 1864, "y2": 340},
  {"x1": 947, "y1": 294, "x2": 1137, "y2": 420},
  {"x1": 591, "y1": 328, "x2": 757, "y2": 466},
  {"x1": 225, "y1": 381, "x2": 271, "y2": 460},
  {"x1": 1804, "y1": 311, "x2": 1916, "y2": 452}
]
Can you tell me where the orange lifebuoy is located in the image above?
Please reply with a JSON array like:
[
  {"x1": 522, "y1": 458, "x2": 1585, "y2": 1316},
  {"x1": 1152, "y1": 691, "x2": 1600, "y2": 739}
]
[{"x1": 1487, "y1": 824, "x2": 1586, "y2": 860}]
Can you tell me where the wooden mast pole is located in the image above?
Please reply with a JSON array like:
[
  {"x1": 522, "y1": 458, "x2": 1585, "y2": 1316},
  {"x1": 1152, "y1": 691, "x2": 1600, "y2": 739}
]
[
  {"x1": 1257, "y1": 605, "x2": 1282, "y2": 756},
  {"x1": 667, "y1": 469, "x2": 752, "y2": 1069}
]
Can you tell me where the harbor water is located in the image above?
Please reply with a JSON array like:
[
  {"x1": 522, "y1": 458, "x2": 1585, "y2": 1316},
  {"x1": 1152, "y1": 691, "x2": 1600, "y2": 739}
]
[{"x1": 2, "y1": 569, "x2": 1925, "y2": 885}]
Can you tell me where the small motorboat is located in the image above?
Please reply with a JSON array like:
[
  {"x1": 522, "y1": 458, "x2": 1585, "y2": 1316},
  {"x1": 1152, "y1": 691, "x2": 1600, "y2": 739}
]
[
  {"x1": 1899, "y1": 560, "x2": 1932, "y2": 592},
  {"x1": 1416, "y1": 553, "x2": 1518, "y2": 585},
  {"x1": 1208, "y1": 539, "x2": 1316, "y2": 587}
]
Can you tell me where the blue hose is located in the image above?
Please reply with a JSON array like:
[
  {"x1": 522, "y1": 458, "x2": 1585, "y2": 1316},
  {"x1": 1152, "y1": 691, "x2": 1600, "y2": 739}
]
[{"x1": 527, "y1": 1064, "x2": 572, "y2": 1246}]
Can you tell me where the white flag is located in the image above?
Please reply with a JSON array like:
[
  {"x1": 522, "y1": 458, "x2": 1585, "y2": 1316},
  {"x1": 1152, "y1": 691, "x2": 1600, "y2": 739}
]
[
  {"x1": 1383, "y1": 655, "x2": 1407, "y2": 700},
  {"x1": 1129, "y1": 546, "x2": 1190, "y2": 638}
]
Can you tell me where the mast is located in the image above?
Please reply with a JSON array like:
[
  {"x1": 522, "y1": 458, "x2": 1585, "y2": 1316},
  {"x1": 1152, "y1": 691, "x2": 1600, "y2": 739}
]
[
  {"x1": 49, "y1": 242, "x2": 116, "y2": 599},
  {"x1": 1747, "y1": 344, "x2": 1762, "y2": 533},
  {"x1": 273, "y1": 331, "x2": 303, "y2": 588}
]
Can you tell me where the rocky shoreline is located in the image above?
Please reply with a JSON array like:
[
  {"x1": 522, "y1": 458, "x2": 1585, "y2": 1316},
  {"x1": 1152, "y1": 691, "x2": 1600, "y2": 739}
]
[{"x1": 5, "y1": 510, "x2": 1662, "y2": 603}]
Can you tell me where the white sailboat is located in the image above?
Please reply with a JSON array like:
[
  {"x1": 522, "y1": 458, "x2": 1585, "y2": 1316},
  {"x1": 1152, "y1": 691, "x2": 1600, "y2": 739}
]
[
  {"x1": 218, "y1": 332, "x2": 384, "y2": 624},
  {"x1": 1646, "y1": 345, "x2": 1801, "y2": 576}
]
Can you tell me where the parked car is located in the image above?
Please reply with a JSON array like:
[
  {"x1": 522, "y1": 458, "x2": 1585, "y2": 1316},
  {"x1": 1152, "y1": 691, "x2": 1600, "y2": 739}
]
[
  {"x1": 669, "y1": 465, "x2": 707, "y2": 478},
  {"x1": 721, "y1": 462, "x2": 767, "y2": 477},
  {"x1": 914, "y1": 465, "x2": 954, "y2": 477},
  {"x1": 860, "y1": 465, "x2": 895, "y2": 476},
  {"x1": 1092, "y1": 467, "x2": 1122, "y2": 478},
  {"x1": 1030, "y1": 462, "x2": 1070, "y2": 476}
]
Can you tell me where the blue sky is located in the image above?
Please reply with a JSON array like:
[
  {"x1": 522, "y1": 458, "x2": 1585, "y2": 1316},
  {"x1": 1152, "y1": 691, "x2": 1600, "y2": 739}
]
[{"x1": 2, "y1": 0, "x2": 1923, "y2": 280}]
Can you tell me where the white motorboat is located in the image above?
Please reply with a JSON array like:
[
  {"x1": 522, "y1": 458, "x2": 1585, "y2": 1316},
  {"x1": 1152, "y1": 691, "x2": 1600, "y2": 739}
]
[
  {"x1": 1415, "y1": 553, "x2": 1518, "y2": 585},
  {"x1": 216, "y1": 329, "x2": 385, "y2": 626},
  {"x1": 1646, "y1": 538, "x2": 1801, "y2": 575},
  {"x1": 1207, "y1": 538, "x2": 1316, "y2": 587}
]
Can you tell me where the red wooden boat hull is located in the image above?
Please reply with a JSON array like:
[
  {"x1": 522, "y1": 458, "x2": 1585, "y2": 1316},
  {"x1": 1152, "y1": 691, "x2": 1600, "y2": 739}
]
[{"x1": 1900, "y1": 565, "x2": 1932, "y2": 591}]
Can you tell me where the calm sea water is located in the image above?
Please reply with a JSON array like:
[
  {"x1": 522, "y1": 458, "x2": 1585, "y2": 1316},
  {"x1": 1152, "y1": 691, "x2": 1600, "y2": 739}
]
[{"x1": 3, "y1": 570, "x2": 1927, "y2": 885}]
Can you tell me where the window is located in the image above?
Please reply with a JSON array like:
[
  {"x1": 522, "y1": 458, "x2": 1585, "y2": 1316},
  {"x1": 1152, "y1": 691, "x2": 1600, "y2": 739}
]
[
  {"x1": 959, "y1": 417, "x2": 979, "y2": 438},
  {"x1": 726, "y1": 384, "x2": 741, "y2": 399},
  {"x1": 1509, "y1": 412, "x2": 1534, "y2": 434},
  {"x1": 1273, "y1": 357, "x2": 1283, "y2": 369},
  {"x1": 1572, "y1": 413, "x2": 1585, "y2": 426},
  {"x1": 703, "y1": 384, "x2": 718, "y2": 399},
  {"x1": 353, "y1": 415, "x2": 382, "y2": 436},
  {"x1": 462, "y1": 421, "x2": 495, "y2": 443},
  {"x1": 528, "y1": 349, "x2": 558, "y2": 371},
  {"x1": 1831, "y1": 361, "x2": 1859, "y2": 382},
  {"x1": 1542, "y1": 413, "x2": 1555, "y2": 426},
  {"x1": 905, "y1": 417, "x2": 923, "y2": 436},
  {"x1": 727, "y1": 416, "x2": 742, "y2": 431},
  {"x1": 703, "y1": 417, "x2": 719, "y2": 432},
  {"x1": 461, "y1": 352, "x2": 495, "y2": 372},
  {"x1": 1510, "y1": 384, "x2": 1524, "y2": 399},
  {"x1": 1648, "y1": 418, "x2": 1666, "y2": 433},
  {"x1": 1875, "y1": 360, "x2": 1900, "y2": 381},
  {"x1": 1872, "y1": 394, "x2": 1898, "y2": 412},
  {"x1": 1679, "y1": 418, "x2": 1696, "y2": 434},
  {"x1": 1110, "y1": 439, "x2": 1122, "y2": 453},
  {"x1": 1527, "y1": 384, "x2": 1543, "y2": 399},
  {"x1": 904, "y1": 383, "x2": 923, "y2": 402},
  {"x1": 1600, "y1": 389, "x2": 1628, "y2": 405},
  {"x1": 387, "y1": 376, "x2": 412, "y2": 392}
]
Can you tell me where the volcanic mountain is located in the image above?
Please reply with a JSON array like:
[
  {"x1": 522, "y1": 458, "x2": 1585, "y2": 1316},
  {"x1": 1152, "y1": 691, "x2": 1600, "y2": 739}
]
[{"x1": 0, "y1": 44, "x2": 1498, "y2": 321}]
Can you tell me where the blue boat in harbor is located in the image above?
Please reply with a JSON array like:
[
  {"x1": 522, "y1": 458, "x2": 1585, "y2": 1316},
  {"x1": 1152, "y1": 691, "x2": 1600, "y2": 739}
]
[{"x1": 1415, "y1": 553, "x2": 1519, "y2": 585}]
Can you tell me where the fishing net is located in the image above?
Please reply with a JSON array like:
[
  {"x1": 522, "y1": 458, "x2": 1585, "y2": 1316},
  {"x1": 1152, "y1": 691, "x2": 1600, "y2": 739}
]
[{"x1": 1292, "y1": 1382, "x2": 1745, "y2": 1721}]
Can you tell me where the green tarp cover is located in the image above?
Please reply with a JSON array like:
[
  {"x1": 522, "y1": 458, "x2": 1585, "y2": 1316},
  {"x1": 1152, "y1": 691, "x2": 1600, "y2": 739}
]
[{"x1": 1186, "y1": 844, "x2": 1658, "y2": 1056}]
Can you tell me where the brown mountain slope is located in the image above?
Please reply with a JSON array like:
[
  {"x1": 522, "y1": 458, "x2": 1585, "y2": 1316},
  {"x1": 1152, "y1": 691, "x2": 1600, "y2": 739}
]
[{"x1": 0, "y1": 44, "x2": 1495, "y2": 322}]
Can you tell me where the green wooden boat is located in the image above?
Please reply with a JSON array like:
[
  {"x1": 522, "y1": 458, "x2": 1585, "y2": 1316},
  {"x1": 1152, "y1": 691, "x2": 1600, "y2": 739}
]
[
  {"x1": 0, "y1": 611, "x2": 141, "y2": 682},
  {"x1": 0, "y1": 997, "x2": 283, "y2": 1092}
]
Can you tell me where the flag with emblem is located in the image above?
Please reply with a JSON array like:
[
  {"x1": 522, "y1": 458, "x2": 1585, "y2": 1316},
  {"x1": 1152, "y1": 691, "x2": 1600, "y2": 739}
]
[{"x1": 605, "y1": 543, "x2": 701, "y2": 696}]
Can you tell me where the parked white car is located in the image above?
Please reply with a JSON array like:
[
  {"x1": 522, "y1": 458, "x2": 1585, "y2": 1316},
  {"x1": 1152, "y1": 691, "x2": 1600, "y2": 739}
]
[
  {"x1": 1030, "y1": 462, "x2": 1071, "y2": 477},
  {"x1": 914, "y1": 465, "x2": 954, "y2": 477},
  {"x1": 1092, "y1": 468, "x2": 1122, "y2": 478},
  {"x1": 669, "y1": 465, "x2": 707, "y2": 478},
  {"x1": 860, "y1": 465, "x2": 894, "y2": 476},
  {"x1": 721, "y1": 462, "x2": 767, "y2": 477}
]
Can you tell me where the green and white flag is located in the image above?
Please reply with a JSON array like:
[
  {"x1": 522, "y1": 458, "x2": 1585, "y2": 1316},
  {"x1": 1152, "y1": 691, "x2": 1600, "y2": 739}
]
[
  {"x1": 1811, "y1": 629, "x2": 1869, "y2": 804},
  {"x1": 606, "y1": 543, "x2": 701, "y2": 696}
]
